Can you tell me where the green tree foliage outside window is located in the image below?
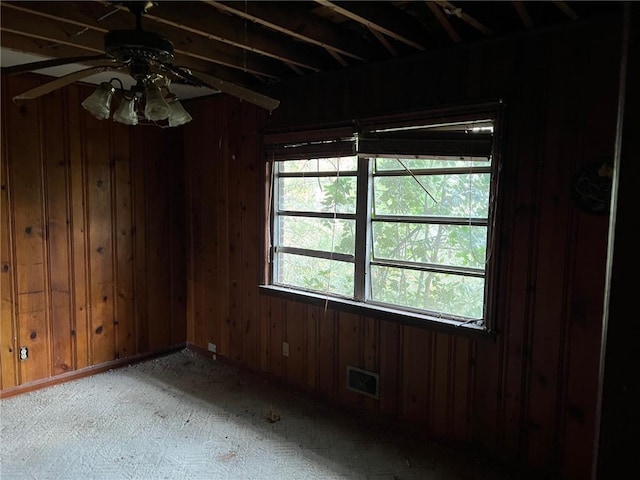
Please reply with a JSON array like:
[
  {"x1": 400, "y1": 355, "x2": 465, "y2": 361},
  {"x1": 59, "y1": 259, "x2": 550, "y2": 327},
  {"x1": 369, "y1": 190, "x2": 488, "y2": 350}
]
[{"x1": 269, "y1": 114, "x2": 498, "y2": 327}]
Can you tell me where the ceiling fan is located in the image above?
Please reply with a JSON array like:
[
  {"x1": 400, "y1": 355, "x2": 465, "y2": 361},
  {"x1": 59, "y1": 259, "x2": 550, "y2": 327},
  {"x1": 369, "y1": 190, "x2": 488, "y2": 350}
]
[{"x1": 1, "y1": 1, "x2": 280, "y2": 124}]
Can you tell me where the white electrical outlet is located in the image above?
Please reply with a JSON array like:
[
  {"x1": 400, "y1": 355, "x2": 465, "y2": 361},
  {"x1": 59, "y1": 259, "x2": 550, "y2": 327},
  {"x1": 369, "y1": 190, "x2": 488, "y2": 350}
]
[
  {"x1": 208, "y1": 343, "x2": 217, "y2": 353},
  {"x1": 282, "y1": 342, "x2": 289, "y2": 357}
]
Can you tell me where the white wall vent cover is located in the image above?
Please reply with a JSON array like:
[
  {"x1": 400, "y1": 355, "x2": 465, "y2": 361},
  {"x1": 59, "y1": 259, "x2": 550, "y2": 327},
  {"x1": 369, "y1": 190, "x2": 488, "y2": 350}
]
[{"x1": 346, "y1": 365, "x2": 379, "y2": 399}]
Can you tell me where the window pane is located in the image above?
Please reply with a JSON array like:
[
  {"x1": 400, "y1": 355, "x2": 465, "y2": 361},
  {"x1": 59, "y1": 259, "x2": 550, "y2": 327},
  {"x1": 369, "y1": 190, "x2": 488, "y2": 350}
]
[
  {"x1": 370, "y1": 266, "x2": 484, "y2": 319},
  {"x1": 270, "y1": 111, "x2": 500, "y2": 327},
  {"x1": 373, "y1": 173, "x2": 490, "y2": 217},
  {"x1": 376, "y1": 157, "x2": 490, "y2": 171},
  {"x1": 279, "y1": 216, "x2": 355, "y2": 255},
  {"x1": 372, "y1": 223, "x2": 487, "y2": 268},
  {"x1": 280, "y1": 157, "x2": 358, "y2": 173},
  {"x1": 276, "y1": 252, "x2": 354, "y2": 298},
  {"x1": 279, "y1": 177, "x2": 357, "y2": 213}
]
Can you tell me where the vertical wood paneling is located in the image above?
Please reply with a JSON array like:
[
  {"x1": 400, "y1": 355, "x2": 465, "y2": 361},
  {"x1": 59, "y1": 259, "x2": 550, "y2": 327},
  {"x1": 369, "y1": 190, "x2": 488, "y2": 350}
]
[
  {"x1": 184, "y1": 101, "x2": 205, "y2": 348},
  {"x1": 144, "y1": 130, "x2": 172, "y2": 352},
  {"x1": 85, "y1": 116, "x2": 115, "y2": 365},
  {"x1": 1, "y1": 74, "x2": 185, "y2": 393},
  {"x1": 42, "y1": 88, "x2": 73, "y2": 374},
  {"x1": 113, "y1": 124, "x2": 135, "y2": 359},
  {"x1": 526, "y1": 28, "x2": 583, "y2": 470},
  {"x1": 259, "y1": 293, "x2": 271, "y2": 372},
  {"x1": 337, "y1": 312, "x2": 361, "y2": 406},
  {"x1": 362, "y1": 316, "x2": 378, "y2": 412},
  {"x1": 131, "y1": 129, "x2": 149, "y2": 354},
  {"x1": 378, "y1": 320, "x2": 399, "y2": 418},
  {"x1": 267, "y1": 296, "x2": 284, "y2": 377},
  {"x1": 316, "y1": 306, "x2": 336, "y2": 398},
  {"x1": 284, "y1": 300, "x2": 306, "y2": 386},
  {"x1": 68, "y1": 88, "x2": 89, "y2": 370},
  {"x1": 305, "y1": 306, "x2": 318, "y2": 389},
  {"x1": 498, "y1": 34, "x2": 551, "y2": 460},
  {"x1": 240, "y1": 104, "x2": 263, "y2": 368},
  {"x1": 182, "y1": 96, "x2": 266, "y2": 365},
  {"x1": 215, "y1": 105, "x2": 230, "y2": 358},
  {"x1": 1, "y1": 86, "x2": 17, "y2": 388},
  {"x1": 560, "y1": 25, "x2": 620, "y2": 479},
  {"x1": 7, "y1": 76, "x2": 50, "y2": 383},
  {"x1": 169, "y1": 130, "x2": 187, "y2": 347},
  {"x1": 431, "y1": 333, "x2": 451, "y2": 436},
  {"x1": 401, "y1": 326, "x2": 430, "y2": 424},
  {"x1": 227, "y1": 104, "x2": 243, "y2": 359},
  {"x1": 228, "y1": 101, "x2": 244, "y2": 363},
  {"x1": 451, "y1": 337, "x2": 473, "y2": 443}
]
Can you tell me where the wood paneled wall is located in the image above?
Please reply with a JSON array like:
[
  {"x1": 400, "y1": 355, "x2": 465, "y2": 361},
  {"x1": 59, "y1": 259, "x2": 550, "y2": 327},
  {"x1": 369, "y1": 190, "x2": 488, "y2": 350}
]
[
  {"x1": 184, "y1": 15, "x2": 622, "y2": 480},
  {"x1": 184, "y1": 96, "x2": 268, "y2": 366},
  {"x1": 0, "y1": 74, "x2": 186, "y2": 393}
]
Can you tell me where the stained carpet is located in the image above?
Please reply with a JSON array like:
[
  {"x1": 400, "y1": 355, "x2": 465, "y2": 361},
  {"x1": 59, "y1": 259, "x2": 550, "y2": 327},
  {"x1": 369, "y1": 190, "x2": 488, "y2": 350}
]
[{"x1": 1, "y1": 349, "x2": 526, "y2": 479}]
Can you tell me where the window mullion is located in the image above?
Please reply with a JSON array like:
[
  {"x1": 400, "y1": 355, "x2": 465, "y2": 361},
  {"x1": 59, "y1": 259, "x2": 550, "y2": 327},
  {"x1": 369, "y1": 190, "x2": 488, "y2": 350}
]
[
  {"x1": 265, "y1": 104, "x2": 501, "y2": 328},
  {"x1": 354, "y1": 156, "x2": 371, "y2": 301},
  {"x1": 271, "y1": 162, "x2": 281, "y2": 283}
]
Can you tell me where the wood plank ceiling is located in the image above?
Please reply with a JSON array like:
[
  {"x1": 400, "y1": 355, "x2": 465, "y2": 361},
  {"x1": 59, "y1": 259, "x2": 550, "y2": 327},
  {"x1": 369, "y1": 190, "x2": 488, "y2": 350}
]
[{"x1": 0, "y1": 1, "x2": 624, "y2": 97}]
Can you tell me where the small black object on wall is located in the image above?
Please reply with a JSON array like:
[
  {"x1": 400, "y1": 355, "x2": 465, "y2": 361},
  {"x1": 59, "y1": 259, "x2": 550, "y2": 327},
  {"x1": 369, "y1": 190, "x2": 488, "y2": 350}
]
[{"x1": 571, "y1": 161, "x2": 613, "y2": 215}]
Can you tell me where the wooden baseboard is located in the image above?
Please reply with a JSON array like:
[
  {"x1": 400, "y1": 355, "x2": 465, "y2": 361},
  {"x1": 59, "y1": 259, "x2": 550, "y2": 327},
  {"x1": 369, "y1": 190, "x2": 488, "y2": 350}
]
[{"x1": 0, "y1": 344, "x2": 187, "y2": 399}]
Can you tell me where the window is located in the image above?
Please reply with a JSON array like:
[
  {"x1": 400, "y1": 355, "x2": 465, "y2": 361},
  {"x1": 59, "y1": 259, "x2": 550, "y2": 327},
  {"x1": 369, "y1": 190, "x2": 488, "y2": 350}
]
[{"x1": 264, "y1": 105, "x2": 502, "y2": 330}]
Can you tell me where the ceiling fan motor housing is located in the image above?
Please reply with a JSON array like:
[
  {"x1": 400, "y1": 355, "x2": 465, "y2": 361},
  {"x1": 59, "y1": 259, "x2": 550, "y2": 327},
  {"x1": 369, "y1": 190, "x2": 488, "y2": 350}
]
[{"x1": 105, "y1": 29, "x2": 174, "y2": 65}]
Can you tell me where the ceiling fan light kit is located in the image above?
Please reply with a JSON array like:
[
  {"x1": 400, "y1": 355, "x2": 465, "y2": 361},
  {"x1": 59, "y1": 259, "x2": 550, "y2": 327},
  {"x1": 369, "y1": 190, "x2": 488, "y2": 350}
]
[
  {"x1": 1, "y1": 1, "x2": 280, "y2": 127},
  {"x1": 80, "y1": 74, "x2": 189, "y2": 127},
  {"x1": 81, "y1": 81, "x2": 116, "y2": 120},
  {"x1": 142, "y1": 82, "x2": 171, "y2": 122},
  {"x1": 167, "y1": 98, "x2": 193, "y2": 127},
  {"x1": 112, "y1": 96, "x2": 138, "y2": 126}
]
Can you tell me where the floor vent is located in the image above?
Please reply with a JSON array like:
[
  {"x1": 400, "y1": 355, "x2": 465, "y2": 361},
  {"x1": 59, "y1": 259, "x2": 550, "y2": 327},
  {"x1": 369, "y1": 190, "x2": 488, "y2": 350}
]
[{"x1": 346, "y1": 365, "x2": 379, "y2": 399}]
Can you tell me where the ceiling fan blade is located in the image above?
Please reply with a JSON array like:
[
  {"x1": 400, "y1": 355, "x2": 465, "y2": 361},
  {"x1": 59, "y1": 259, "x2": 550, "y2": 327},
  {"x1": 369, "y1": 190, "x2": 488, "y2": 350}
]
[
  {"x1": 190, "y1": 70, "x2": 281, "y2": 111},
  {"x1": 1, "y1": 54, "x2": 113, "y2": 76},
  {"x1": 12, "y1": 65, "x2": 123, "y2": 101},
  {"x1": 162, "y1": 64, "x2": 280, "y2": 111}
]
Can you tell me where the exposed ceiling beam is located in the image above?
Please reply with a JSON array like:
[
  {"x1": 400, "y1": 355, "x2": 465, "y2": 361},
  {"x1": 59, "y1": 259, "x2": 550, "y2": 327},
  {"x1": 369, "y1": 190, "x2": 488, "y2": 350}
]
[
  {"x1": 130, "y1": 1, "x2": 329, "y2": 73},
  {"x1": 369, "y1": 28, "x2": 397, "y2": 56},
  {"x1": 282, "y1": 61, "x2": 304, "y2": 76},
  {"x1": 0, "y1": 0, "x2": 618, "y2": 98},
  {"x1": 0, "y1": 5, "x2": 106, "y2": 53},
  {"x1": 553, "y1": 1, "x2": 579, "y2": 21},
  {"x1": 0, "y1": 30, "x2": 104, "y2": 63},
  {"x1": 313, "y1": 0, "x2": 425, "y2": 51},
  {"x1": 325, "y1": 49, "x2": 348, "y2": 67},
  {"x1": 203, "y1": 0, "x2": 371, "y2": 64},
  {"x1": 0, "y1": 4, "x2": 260, "y2": 87},
  {"x1": 434, "y1": 1, "x2": 493, "y2": 36},
  {"x1": 513, "y1": 1, "x2": 533, "y2": 28},
  {"x1": 425, "y1": 1, "x2": 461, "y2": 43},
  {"x1": 0, "y1": 2, "x2": 287, "y2": 79}
]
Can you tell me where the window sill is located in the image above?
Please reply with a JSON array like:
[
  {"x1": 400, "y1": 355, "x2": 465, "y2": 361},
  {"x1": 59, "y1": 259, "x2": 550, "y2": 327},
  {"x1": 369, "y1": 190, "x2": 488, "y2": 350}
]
[{"x1": 259, "y1": 285, "x2": 497, "y2": 341}]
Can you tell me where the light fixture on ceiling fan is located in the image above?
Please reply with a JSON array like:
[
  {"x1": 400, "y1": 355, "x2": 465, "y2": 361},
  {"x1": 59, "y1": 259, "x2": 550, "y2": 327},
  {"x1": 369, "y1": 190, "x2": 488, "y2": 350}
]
[
  {"x1": 81, "y1": 74, "x2": 193, "y2": 127},
  {"x1": 2, "y1": 1, "x2": 280, "y2": 127},
  {"x1": 80, "y1": 2, "x2": 192, "y2": 127}
]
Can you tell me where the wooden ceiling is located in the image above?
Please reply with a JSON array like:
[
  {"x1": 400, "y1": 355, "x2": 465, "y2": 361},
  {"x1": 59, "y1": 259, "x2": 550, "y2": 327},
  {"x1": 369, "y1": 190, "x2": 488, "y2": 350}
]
[{"x1": 0, "y1": 1, "x2": 623, "y2": 95}]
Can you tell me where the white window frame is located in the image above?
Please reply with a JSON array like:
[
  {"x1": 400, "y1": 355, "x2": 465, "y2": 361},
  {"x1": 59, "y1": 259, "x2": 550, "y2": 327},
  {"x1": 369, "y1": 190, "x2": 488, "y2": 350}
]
[{"x1": 263, "y1": 103, "x2": 504, "y2": 334}]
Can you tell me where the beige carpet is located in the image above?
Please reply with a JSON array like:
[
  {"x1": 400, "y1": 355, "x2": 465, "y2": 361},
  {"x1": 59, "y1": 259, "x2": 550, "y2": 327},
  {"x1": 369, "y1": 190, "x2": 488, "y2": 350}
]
[{"x1": 0, "y1": 349, "x2": 526, "y2": 480}]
